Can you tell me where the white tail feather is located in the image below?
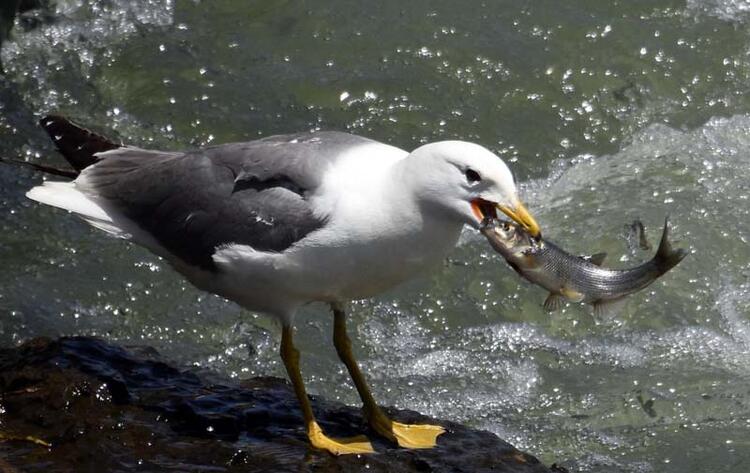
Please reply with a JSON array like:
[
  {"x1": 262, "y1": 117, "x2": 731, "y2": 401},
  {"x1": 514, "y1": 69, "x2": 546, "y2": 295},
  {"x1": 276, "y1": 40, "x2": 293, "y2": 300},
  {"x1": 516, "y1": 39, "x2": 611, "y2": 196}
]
[{"x1": 26, "y1": 181, "x2": 126, "y2": 237}]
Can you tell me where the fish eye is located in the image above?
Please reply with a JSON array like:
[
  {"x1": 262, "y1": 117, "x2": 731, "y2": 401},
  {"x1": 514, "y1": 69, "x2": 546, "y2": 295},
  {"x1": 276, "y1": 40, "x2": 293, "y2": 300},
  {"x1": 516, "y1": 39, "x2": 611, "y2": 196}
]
[
  {"x1": 465, "y1": 168, "x2": 481, "y2": 183},
  {"x1": 499, "y1": 221, "x2": 511, "y2": 231}
]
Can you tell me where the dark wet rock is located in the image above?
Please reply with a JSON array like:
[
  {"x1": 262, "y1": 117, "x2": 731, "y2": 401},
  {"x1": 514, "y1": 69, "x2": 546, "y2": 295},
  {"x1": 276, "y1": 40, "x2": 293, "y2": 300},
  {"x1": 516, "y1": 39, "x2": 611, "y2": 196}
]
[{"x1": 0, "y1": 337, "x2": 560, "y2": 472}]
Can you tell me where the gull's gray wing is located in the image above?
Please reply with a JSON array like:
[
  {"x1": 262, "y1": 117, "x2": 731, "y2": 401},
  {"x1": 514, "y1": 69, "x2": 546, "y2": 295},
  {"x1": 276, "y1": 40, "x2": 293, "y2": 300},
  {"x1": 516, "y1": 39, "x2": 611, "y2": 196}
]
[{"x1": 78, "y1": 132, "x2": 377, "y2": 270}]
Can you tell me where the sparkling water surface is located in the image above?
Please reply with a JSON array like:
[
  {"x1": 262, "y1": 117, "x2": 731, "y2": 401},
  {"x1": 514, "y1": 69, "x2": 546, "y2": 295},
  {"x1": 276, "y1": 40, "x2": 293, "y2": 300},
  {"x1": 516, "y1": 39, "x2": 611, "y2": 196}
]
[{"x1": 1, "y1": 1, "x2": 750, "y2": 471}]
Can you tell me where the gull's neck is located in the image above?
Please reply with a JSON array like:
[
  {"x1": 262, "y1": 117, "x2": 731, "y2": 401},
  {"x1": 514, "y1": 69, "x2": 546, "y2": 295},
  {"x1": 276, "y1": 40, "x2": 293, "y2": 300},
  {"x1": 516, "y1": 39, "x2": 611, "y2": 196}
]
[
  {"x1": 384, "y1": 149, "x2": 466, "y2": 245},
  {"x1": 311, "y1": 142, "x2": 465, "y2": 247},
  {"x1": 293, "y1": 142, "x2": 466, "y2": 300}
]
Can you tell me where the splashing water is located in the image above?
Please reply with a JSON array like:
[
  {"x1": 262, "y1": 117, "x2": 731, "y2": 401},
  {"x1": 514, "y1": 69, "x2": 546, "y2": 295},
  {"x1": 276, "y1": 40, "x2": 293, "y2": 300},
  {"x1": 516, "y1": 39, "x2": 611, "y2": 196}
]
[{"x1": 1, "y1": 1, "x2": 750, "y2": 472}]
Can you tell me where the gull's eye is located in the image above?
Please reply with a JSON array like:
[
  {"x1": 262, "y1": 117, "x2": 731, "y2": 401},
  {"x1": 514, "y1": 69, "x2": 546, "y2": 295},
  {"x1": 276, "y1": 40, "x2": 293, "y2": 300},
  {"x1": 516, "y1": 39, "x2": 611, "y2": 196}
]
[{"x1": 465, "y1": 168, "x2": 481, "y2": 183}]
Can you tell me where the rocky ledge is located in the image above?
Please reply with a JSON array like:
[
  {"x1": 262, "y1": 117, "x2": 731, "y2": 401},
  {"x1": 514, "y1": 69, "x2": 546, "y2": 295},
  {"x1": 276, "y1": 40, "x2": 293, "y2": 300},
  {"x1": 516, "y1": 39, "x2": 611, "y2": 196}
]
[{"x1": 0, "y1": 337, "x2": 565, "y2": 472}]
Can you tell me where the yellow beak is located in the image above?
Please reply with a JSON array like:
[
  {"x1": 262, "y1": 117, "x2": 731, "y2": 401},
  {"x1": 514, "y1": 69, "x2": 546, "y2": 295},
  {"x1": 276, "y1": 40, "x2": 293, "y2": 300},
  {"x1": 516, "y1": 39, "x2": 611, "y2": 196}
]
[{"x1": 497, "y1": 201, "x2": 541, "y2": 238}]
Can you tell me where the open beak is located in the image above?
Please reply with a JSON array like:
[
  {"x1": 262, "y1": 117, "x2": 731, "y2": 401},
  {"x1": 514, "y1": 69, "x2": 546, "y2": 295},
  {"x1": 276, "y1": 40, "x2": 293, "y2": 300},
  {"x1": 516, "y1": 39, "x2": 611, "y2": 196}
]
[
  {"x1": 471, "y1": 198, "x2": 542, "y2": 238},
  {"x1": 497, "y1": 201, "x2": 541, "y2": 238}
]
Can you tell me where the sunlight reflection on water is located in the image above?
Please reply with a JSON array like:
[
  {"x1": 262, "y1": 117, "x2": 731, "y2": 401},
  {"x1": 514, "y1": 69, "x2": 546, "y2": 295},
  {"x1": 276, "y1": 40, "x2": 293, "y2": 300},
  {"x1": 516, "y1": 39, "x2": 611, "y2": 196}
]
[{"x1": 1, "y1": 1, "x2": 750, "y2": 471}]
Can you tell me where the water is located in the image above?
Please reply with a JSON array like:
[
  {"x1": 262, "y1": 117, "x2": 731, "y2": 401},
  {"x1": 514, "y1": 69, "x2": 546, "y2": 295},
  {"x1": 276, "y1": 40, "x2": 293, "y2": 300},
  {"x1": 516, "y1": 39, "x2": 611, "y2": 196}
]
[{"x1": 1, "y1": 0, "x2": 749, "y2": 471}]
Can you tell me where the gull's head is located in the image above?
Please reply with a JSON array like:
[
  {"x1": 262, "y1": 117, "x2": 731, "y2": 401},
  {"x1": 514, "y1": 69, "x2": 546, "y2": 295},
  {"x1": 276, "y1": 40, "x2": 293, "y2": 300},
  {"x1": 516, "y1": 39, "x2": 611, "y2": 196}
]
[{"x1": 406, "y1": 141, "x2": 541, "y2": 237}]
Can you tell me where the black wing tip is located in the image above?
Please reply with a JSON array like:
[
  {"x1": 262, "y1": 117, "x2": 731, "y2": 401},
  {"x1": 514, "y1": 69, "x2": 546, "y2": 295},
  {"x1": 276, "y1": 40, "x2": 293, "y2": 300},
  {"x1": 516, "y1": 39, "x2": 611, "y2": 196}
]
[
  {"x1": 39, "y1": 114, "x2": 121, "y2": 172},
  {"x1": 38, "y1": 114, "x2": 66, "y2": 128}
]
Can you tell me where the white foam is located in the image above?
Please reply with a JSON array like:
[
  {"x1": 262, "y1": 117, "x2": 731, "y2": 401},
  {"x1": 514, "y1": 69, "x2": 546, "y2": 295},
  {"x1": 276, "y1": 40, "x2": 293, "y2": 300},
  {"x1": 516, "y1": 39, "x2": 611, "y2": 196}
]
[{"x1": 687, "y1": 0, "x2": 750, "y2": 21}]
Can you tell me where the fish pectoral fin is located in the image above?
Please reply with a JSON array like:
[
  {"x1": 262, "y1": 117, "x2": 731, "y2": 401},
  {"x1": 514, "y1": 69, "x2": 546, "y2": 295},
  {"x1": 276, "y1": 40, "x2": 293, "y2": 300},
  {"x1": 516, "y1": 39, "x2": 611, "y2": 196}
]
[
  {"x1": 592, "y1": 297, "x2": 627, "y2": 318},
  {"x1": 543, "y1": 293, "x2": 566, "y2": 312},
  {"x1": 588, "y1": 252, "x2": 608, "y2": 266},
  {"x1": 560, "y1": 287, "x2": 585, "y2": 302},
  {"x1": 579, "y1": 252, "x2": 607, "y2": 266},
  {"x1": 519, "y1": 252, "x2": 541, "y2": 269}
]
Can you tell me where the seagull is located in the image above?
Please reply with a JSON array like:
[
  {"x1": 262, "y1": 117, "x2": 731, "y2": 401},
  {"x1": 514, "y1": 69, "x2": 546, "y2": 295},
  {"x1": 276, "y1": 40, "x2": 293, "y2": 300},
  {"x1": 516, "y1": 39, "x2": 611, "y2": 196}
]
[{"x1": 21, "y1": 115, "x2": 541, "y2": 455}]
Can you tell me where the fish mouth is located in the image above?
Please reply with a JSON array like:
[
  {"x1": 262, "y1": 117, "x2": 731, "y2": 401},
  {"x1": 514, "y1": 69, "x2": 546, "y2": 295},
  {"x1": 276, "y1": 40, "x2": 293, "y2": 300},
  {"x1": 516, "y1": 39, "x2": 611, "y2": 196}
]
[{"x1": 472, "y1": 198, "x2": 541, "y2": 238}]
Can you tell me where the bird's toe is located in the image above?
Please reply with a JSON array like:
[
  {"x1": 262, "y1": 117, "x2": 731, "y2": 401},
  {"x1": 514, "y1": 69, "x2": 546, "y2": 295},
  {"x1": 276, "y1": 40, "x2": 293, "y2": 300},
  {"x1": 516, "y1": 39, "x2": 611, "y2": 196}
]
[{"x1": 307, "y1": 421, "x2": 375, "y2": 455}]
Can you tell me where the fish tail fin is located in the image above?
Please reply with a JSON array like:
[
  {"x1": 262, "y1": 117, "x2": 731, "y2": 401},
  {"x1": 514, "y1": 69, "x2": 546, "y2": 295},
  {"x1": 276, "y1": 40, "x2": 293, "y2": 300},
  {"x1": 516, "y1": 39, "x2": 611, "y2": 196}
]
[{"x1": 653, "y1": 216, "x2": 688, "y2": 275}]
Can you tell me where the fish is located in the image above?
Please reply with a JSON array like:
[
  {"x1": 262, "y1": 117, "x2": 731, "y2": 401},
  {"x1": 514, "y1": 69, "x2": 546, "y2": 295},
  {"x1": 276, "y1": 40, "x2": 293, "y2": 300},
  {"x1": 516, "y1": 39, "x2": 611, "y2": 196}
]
[{"x1": 480, "y1": 217, "x2": 688, "y2": 315}]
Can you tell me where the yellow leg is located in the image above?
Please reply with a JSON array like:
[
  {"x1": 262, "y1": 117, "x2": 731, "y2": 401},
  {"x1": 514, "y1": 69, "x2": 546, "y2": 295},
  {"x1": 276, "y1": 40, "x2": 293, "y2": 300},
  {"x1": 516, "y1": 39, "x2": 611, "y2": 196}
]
[
  {"x1": 280, "y1": 324, "x2": 374, "y2": 455},
  {"x1": 332, "y1": 306, "x2": 445, "y2": 449}
]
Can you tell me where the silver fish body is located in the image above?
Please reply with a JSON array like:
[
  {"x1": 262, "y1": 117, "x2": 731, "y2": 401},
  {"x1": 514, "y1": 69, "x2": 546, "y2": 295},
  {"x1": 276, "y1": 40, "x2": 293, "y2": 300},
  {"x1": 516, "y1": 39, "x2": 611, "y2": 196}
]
[{"x1": 481, "y1": 218, "x2": 687, "y2": 313}]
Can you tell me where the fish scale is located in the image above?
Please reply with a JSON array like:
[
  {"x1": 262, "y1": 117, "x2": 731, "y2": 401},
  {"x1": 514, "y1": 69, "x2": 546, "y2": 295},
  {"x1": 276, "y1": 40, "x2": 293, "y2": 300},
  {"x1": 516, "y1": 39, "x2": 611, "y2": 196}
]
[
  {"x1": 482, "y1": 217, "x2": 687, "y2": 312},
  {"x1": 533, "y1": 240, "x2": 664, "y2": 300}
]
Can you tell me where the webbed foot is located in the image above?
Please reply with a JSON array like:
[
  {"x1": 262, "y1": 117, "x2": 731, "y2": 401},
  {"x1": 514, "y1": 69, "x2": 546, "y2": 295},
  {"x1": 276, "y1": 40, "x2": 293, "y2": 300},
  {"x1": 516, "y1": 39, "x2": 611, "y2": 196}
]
[
  {"x1": 308, "y1": 421, "x2": 374, "y2": 455},
  {"x1": 368, "y1": 411, "x2": 445, "y2": 449}
]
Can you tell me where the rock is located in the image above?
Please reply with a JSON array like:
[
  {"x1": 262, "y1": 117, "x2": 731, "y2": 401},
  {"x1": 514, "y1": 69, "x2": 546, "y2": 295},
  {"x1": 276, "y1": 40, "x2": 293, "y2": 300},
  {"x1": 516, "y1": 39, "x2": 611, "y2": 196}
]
[{"x1": 0, "y1": 337, "x2": 564, "y2": 472}]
